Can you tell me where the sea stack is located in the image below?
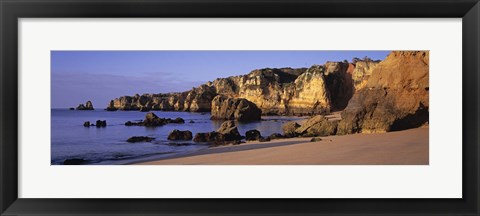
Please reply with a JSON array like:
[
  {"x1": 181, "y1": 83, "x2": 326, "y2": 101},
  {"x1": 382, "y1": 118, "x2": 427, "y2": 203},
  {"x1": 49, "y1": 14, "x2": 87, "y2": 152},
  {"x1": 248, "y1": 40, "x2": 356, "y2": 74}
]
[{"x1": 76, "y1": 101, "x2": 94, "y2": 110}]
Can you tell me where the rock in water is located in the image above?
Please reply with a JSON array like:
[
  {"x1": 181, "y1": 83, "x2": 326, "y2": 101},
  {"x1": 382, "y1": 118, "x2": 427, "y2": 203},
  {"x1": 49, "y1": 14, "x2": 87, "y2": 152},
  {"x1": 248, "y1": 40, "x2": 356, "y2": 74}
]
[
  {"x1": 69, "y1": 107, "x2": 75, "y2": 110},
  {"x1": 125, "y1": 112, "x2": 185, "y2": 127},
  {"x1": 216, "y1": 120, "x2": 242, "y2": 141},
  {"x1": 193, "y1": 120, "x2": 242, "y2": 143},
  {"x1": 76, "y1": 101, "x2": 94, "y2": 110},
  {"x1": 210, "y1": 95, "x2": 261, "y2": 121},
  {"x1": 142, "y1": 112, "x2": 167, "y2": 126},
  {"x1": 106, "y1": 100, "x2": 118, "y2": 111},
  {"x1": 83, "y1": 121, "x2": 90, "y2": 127},
  {"x1": 295, "y1": 115, "x2": 338, "y2": 137},
  {"x1": 127, "y1": 136, "x2": 155, "y2": 143},
  {"x1": 95, "y1": 120, "x2": 107, "y2": 128},
  {"x1": 193, "y1": 132, "x2": 222, "y2": 142},
  {"x1": 337, "y1": 51, "x2": 429, "y2": 134},
  {"x1": 245, "y1": 129, "x2": 262, "y2": 141},
  {"x1": 282, "y1": 121, "x2": 300, "y2": 137},
  {"x1": 168, "y1": 130, "x2": 193, "y2": 140}
]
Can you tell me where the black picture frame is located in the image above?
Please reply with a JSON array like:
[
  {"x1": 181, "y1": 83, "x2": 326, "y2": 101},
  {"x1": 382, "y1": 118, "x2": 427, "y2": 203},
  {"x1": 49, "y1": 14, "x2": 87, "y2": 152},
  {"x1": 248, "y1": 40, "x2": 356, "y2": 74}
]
[{"x1": 1, "y1": 0, "x2": 479, "y2": 215}]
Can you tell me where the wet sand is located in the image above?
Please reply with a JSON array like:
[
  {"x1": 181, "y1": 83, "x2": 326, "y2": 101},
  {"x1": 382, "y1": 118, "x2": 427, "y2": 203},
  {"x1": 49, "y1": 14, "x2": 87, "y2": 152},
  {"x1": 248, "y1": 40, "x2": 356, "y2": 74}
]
[{"x1": 135, "y1": 127, "x2": 428, "y2": 165}]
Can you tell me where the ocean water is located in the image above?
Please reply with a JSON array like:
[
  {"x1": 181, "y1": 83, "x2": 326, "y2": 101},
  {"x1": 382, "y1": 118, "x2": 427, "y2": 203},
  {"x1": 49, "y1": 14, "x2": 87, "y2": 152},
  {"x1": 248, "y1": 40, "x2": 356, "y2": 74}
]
[{"x1": 51, "y1": 109, "x2": 303, "y2": 165}]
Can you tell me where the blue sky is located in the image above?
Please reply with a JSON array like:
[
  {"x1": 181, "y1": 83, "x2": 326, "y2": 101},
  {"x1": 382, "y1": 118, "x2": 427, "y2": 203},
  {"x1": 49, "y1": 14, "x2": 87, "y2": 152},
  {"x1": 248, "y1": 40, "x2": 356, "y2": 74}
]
[{"x1": 51, "y1": 51, "x2": 390, "y2": 108}]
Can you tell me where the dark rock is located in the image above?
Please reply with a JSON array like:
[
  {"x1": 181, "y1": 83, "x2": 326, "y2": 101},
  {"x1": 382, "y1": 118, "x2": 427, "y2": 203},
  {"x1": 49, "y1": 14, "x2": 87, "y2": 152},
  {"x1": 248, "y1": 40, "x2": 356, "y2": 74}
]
[
  {"x1": 126, "y1": 112, "x2": 185, "y2": 127},
  {"x1": 245, "y1": 129, "x2": 262, "y2": 141},
  {"x1": 95, "y1": 120, "x2": 107, "y2": 128},
  {"x1": 189, "y1": 120, "x2": 195, "y2": 123},
  {"x1": 83, "y1": 121, "x2": 90, "y2": 127},
  {"x1": 259, "y1": 137, "x2": 271, "y2": 142},
  {"x1": 168, "y1": 129, "x2": 193, "y2": 141},
  {"x1": 282, "y1": 121, "x2": 301, "y2": 137},
  {"x1": 69, "y1": 107, "x2": 75, "y2": 110},
  {"x1": 310, "y1": 137, "x2": 323, "y2": 142},
  {"x1": 170, "y1": 117, "x2": 185, "y2": 124},
  {"x1": 76, "y1": 101, "x2": 94, "y2": 110},
  {"x1": 193, "y1": 132, "x2": 222, "y2": 142},
  {"x1": 127, "y1": 136, "x2": 155, "y2": 143},
  {"x1": 63, "y1": 159, "x2": 88, "y2": 165},
  {"x1": 210, "y1": 95, "x2": 261, "y2": 122},
  {"x1": 268, "y1": 133, "x2": 285, "y2": 140},
  {"x1": 139, "y1": 106, "x2": 150, "y2": 112},
  {"x1": 216, "y1": 120, "x2": 242, "y2": 141}
]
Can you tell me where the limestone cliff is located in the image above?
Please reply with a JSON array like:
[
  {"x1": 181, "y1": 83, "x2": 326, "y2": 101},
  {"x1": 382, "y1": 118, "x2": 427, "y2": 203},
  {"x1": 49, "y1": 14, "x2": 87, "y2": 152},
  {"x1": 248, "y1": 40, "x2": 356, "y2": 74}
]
[
  {"x1": 337, "y1": 51, "x2": 429, "y2": 134},
  {"x1": 108, "y1": 59, "x2": 380, "y2": 116}
]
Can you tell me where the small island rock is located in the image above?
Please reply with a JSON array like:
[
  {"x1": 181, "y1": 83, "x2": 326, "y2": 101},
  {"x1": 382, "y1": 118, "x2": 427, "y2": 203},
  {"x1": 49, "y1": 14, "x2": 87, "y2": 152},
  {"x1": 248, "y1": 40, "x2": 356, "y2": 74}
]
[
  {"x1": 168, "y1": 129, "x2": 193, "y2": 141},
  {"x1": 127, "y1": 136, "x2": 155, "y2": 143}
]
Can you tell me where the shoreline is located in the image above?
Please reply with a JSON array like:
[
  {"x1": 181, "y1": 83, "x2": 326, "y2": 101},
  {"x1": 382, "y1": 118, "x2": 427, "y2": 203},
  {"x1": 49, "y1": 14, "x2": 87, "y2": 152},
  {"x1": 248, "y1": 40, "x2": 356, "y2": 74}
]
[{"x1": 133, "y1": 127, "x2": 429, "y2": 165}]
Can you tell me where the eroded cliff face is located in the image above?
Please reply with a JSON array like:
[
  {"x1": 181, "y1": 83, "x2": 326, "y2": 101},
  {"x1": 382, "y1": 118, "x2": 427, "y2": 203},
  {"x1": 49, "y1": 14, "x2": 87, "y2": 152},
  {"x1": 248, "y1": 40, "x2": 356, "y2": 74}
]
[
  {"x1": 337, "y1": 51, "x2": 429, "y2": 134},
  {"x1": 107, "y1": 59, "x2": 380, "y2": 116}
]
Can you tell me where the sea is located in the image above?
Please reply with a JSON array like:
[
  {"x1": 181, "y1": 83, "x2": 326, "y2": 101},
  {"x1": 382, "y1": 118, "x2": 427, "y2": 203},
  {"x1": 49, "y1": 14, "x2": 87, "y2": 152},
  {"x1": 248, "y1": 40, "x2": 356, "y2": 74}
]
[{"x1": 51, "y1": 109, "x2": 303, "y2": 165}]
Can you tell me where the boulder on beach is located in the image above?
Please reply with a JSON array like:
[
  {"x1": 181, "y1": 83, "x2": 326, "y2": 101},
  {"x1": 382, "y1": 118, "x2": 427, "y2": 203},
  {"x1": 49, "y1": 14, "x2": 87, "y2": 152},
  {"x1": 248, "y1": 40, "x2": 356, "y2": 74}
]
[
  {"x1": 210, "y1": 95, "x2": 262, "y2": 122},
  {"x1": 259, "y1": 137, "x2": 271, "y2": 142},
  {"x1": 95, "y1": 120, "x2": 107, "y2": 128},
  {"x1": 282, "y1": 121, "x2": 300, "y2": 137},
  {"x1": 310, "y1": 137, "x2": 323, "y2": 142},
  {"x1": 245, "y1": 129, "x2": 262, "y2": 141},
  {"x1": 295, "y1": 115, "x2": 337, "y2": 137},
  {"x1": 268, "y1": 133, "x2": 285, "y2": 140},
  {"x1": 168, "y1": 129, "x2": 193, "y2": 141},
  {"x1": 127, "y1": 136, "x2": 155, "y2": 143},
  {"x1": 76, "y1": 101, "x2": 94, "y2": 110}
]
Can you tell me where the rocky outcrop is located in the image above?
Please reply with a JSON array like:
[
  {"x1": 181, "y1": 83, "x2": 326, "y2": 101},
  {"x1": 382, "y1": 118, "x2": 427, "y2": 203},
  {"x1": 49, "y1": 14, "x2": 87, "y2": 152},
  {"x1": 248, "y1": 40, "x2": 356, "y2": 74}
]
[
  {"x1": 76, "y1": 101, "x2": 94, "y2": 110},
  {"x1": 337, "y1": 51, "x2": 429, "y2": 134},
  {"x1": 127, "y1": 136, "x2": 155, "y2": 143},
  {"x1": 125, "y1": 112, "x2": 184, "y2": 127},
  {"x1": 351, "y1": 57, "x2": 380, "y2": 90},
  {"x1": 295, "y1": 115, "x2": 338, "y2": 137},
  {"x1": 106, "y1": 100, "x2": 117, "y2": 111},
  {"x1": 216, "y1": 120, "x2": 242, "y2": 141},
  {"x1": 210, "y1": 95, "x2": 262, "y2": 121},
  {"x1": 282, "y1": 121, "x2": 300, "y2": 137},
  {"x1": 167, "y1": 130, "x2": 193, "y2": 141}
]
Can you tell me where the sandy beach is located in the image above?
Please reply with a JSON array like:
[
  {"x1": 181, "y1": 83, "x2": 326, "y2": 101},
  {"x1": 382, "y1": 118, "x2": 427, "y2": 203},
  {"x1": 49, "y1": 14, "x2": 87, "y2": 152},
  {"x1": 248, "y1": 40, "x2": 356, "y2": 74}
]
[{"x1": 136, "y1": 127, "x2": 428, "y2": 165}]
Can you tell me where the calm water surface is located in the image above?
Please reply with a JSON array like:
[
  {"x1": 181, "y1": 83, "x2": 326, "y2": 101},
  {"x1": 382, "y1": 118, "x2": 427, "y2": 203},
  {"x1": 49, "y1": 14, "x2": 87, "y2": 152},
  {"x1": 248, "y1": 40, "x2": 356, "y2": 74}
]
[{"x1": 51, "y1": 109, "x2": 303, "y2": 165}]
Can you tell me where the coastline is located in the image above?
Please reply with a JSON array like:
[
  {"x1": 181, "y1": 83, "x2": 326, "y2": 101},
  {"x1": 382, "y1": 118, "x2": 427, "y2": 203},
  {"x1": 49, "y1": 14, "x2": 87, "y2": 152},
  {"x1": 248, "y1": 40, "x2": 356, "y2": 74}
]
[{"x1": 133, "y1": 127, "x2": 428, "y2": 165}]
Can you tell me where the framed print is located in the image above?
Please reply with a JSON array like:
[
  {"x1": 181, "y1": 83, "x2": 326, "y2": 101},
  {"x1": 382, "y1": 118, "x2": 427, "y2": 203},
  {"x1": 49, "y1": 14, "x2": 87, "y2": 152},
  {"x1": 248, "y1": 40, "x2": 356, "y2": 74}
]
[{"x1": 1, "y1": 0, "x2": 479, "y2": 215}]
